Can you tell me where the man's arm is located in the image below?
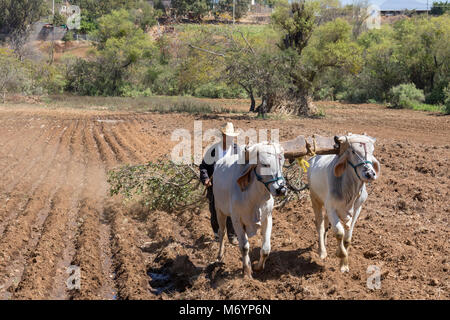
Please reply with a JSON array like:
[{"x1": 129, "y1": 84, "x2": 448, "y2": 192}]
[
  {"x1": 199, "y1": 147, "x2": 215, "y2": 185},
  {"x1": 199, "y1": 159, "x2": 211, "y2": 185}
]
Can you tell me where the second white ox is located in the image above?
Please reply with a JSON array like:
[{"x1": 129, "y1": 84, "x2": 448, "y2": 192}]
[
  {"x1": 307, "y1": 134, "x2": 380, "y2": 272},
  {"x1": 213, "y1": 142, "x2": 287, "y2": 278}
]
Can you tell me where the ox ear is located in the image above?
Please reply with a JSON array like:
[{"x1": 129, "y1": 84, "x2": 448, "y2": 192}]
[
  {"x1": 334, "y1": 135, "x2": 349, "y2": 155},
  {"x1": 372, "y1": 157, "x2": 381, "y2": 176},
  {"x1": 334, "y1": 153, "x2": 348, "y2": 177},
  {"x1": 237, "y1": 164, "x2": 256, "y2": 191}
]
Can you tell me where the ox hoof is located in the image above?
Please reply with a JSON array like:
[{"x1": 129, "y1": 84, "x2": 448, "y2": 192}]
[
  {"x1": 319, "y1": 252, "x2": 327, "y2": 260},
  {"x1": 243, "y1": 267, "x2": 253, "y2": 279},
  {"x1": 340, "y1": 265, "x2": 350, "y2": 273},
  {"x1": 244, "y1": 273, "x2": 253, "y2": 280},
  {"x1": 252, "y1": 263, "x2": 263, "y2": 273}
]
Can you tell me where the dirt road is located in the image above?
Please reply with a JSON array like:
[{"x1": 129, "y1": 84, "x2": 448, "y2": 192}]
[{"x1": 0, "y1": 102, "x2": 448, "y2": 299}]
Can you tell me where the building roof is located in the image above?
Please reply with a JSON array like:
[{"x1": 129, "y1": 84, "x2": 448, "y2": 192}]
[{"x1": 380, "y1": 0, "x2": 429, "y2": 11}]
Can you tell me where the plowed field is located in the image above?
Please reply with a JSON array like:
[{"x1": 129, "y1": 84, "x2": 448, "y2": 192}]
[{"x1": 0, "y1": 101, "x2": 448, "y2": 300}]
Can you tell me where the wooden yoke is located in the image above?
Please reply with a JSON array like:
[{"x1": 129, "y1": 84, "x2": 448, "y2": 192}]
[{"x1": 281, "y1": 135, "x2": 340, "y2": 160}]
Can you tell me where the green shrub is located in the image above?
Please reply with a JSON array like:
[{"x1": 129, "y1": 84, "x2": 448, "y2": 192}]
[
  {"x1": 389, "y1": 83, "x2": 425, "y2": 109},
  {"x1": 0, "y1": 48, "x2": 30, "y2": 99},
  {"x1": 0, "y1": 48, "x2": 65, "y2": 98},
  {"x1": 425, "y1": 81, "x2": 449, "y2": 105},
  {"x1": 335, "y1": 88, "x2": 370, "y2": 103},
  {"x1": 120, "y1": 86, "x2": 152, "y2": 97},
  {"x1": 150, "y1": 68, "x2": 180, "y2": 96},
  {"x1": 314, "y1": 87, "x2": 334, "y2": 101},
  {"x1": 62, "y1": 30, "x2": 74, "y2": 42},
  {"x1": 444, "y1": 84, "x2": 450, "y2": 114},
  {"x1": 27, "y1": 62, "x2": 66, "y2": 95},
  {"x1": 214, "y1": 0, "x2": 251, "y2": 20},
  {"x1": 193, "y1": 83, "x2": 247, "y2": 99}
]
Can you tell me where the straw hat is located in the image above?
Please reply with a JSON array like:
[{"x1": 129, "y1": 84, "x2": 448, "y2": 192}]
[{"x1": 220, "y1": 122, "x2": 240, "y2": 137}]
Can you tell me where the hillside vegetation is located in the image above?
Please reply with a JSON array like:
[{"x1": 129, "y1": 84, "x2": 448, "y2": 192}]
[{"x1": 0, "y1": 0, "x2": 449, "y2": 114}]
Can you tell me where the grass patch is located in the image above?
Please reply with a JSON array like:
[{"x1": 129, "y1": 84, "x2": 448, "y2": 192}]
[
  {"x1": 45, "y1": 95, "x2": 241, "y2": 114},
  {"x1": 410, "y1": 103, "x2": 445, "y2": 113}
]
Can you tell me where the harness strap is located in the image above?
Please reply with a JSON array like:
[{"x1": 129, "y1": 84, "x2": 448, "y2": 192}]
[
  {"x1": 347, "y1": 160, "x2": 373, "y2": 180},
  {"x1": 347, "y1": 142, "x2": 374, "y2": 180},
  {"x1": 253, "y1": 168, "x2": 285, "y2": 192}
]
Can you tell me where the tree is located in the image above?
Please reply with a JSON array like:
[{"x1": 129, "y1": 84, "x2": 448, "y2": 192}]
[
  {"x1": 0, "y1": 0, "x2": 47, "y2": 57},
  {"x1": 320, "y1": 14, "x2": 450, "y2": 104},
  {"x1": 171, "y1": 0, "x2": 211, "y2": 21},
  {"x1": 225, "y1": 48, "x2": 293, "y2": 114},
  {"x1": 66, "y1": 9, "x2": 156, "y2": 95},
  {"x1": 71, "y1": 0, "x2": 143, "y2": 32},
  {"x1": 270, "y1": 0, "x2": 323, "y2": 115},
  {"x1": 0, "y1": 48, "x2": 29, "y2": 102},
  {"x1": 129, "y1": 1, "x2": 160, "y2": 32},
  {"x1": 393, "y1": 16, "x2": 450, "y2": 95},
  {"x1": 0, "y1": 0, "x2": 47, "y2": 35},
  {"x1": 348, "y1": 0, "x2": 370, "y2": 39},
  {"x1": 431, "y1": 1, "x2": 449, "y2": 15},
  {"x1": 214, "y1": 0, "x2": 251, "y2": 20},
  {"x1": 270, "y1": 1, "x2": 364, "y2": 116}
]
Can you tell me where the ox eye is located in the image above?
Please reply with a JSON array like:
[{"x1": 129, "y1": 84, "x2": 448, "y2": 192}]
[{"x1": 262, "y1": 164, "x2": 270, "y2": 168}]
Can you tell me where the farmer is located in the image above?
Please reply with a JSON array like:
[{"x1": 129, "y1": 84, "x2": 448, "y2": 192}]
[{"x1": 200, "y1": 122, "x2": 240, "y2": 245}]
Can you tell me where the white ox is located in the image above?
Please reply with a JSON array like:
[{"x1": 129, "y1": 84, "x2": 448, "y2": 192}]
[
  {"x1": 213, "y1": 142, "x2": 287, "y2": 278},
  {"x1": 307, "y1": 134, "x2": 380, "y2": 272}
]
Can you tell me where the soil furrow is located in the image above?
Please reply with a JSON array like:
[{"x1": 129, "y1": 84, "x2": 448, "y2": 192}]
[
  {"x1": 99, "y1": 123, "x2": 132, "y2": 164},
  {"x1": 92, "y1": 123, "x2": 119, "y2": 169},
  {"x1": 109, "y1": 123, "x2": 148, "y2": 163},
  {"x1": 13, "y1": 121, "x2": 84, "y2": 299},
  {"x1": 0, "y1": 122, "x2": 77, "y2": 299},
  {"x1": 69, "y1": 123, "x2": 117, "y2": 299},
  {"x1": 110, "y1": 205, "x2": 153, "y2": 300},
  {"x1": 0, "y1": 121, "x2": 58, "y2": 192},
  {"x1": 0, "y1": 122, "x2": 72, "y2": 236},
  {"x1": 48, "y1": 120, "x2": 87, "y2": 300}
]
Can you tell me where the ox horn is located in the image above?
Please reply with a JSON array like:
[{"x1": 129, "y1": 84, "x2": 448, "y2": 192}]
[
  {"x1": 334, "y1": 136, "x2": 349, "y2": 155},
  {"x1": 334, "y1": 136, "x2": 348, "y2": 145}
]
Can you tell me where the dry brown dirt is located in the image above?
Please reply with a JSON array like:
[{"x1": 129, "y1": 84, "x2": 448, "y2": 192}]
[{"x1": 0, "y1": 101, "x2": 448, "y2": 300}]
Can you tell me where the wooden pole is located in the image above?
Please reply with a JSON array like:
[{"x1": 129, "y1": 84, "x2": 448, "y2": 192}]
[{"x1": 281, "y1": 135, "x2": 340, "y2": 160}]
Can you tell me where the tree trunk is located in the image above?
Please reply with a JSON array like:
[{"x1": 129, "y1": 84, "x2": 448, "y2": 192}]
[
  {"x1": 297, "y1": 92, "x2": 318, "y2": 117},
  {"x1": 256, "y1": 96, "x2": 268, "y2": 118},
  {"x1": 249, "y1": 90, "x2": 256, "y2": 112},
  {"x1": 259, "y1": 91, "x2": 317, "y2": 117}
]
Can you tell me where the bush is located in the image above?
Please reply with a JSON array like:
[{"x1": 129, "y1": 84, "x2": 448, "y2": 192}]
[
  {"x1": 389, "y1": 83, "x2": 425, "y2": 109},
  {"x1": 444, "y1": 84, "x2": 450, "y2": 114},
  {"x1": 314, "y1": 87, "x2": 334, "y2": 101},
  {"x1": 214, "y1": 0, "x2": 251, "y2": 20},
  {"x1": 0, "y1": 48, "x2": 30, "y2": 99},
  {"x1": 171, "y1": 0, "x2": 211, "y2": 21},
  {"x1": 27, "y1": 62, "x2": 66, "y2": 95},
  {"x1": 120, "y1": 86, "x2": 152, "y2": 97},
  {"x1": 193, "y1": 83, "x2": 247, "y2": 99},
  {"x1": 335, "y1": 87, "x2": 370, "y2": 103},
  {"x1": 425, "y1": 81, "x2": 449, "y2": 105},
  {"x1": 108, "y1": 159, "x2": 206, "y2": 212},
  {"x1": 0, "y1": 48, "x2": 65, "y2": 99},
  {"x1": 62, "y1": 30, "x2": 74, "y2": 42}
]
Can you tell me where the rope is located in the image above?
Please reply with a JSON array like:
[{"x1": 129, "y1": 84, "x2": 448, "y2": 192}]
[
  {"x1": 296, "y1": 136, "x2": 317, "y2": 173},
  {"x1": 296, "y1": 157, "x2": 310, "y2": 173}
]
